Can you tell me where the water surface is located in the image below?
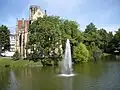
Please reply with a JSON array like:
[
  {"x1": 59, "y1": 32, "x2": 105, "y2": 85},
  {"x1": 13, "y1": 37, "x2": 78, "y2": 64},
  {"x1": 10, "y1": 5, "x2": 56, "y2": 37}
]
[{"x1": 0, "y1": 56, "x2": 120, "y2": 90}]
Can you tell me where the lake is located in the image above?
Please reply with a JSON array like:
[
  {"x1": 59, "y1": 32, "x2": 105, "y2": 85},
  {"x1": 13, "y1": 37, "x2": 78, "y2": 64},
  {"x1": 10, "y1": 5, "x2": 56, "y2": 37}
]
[{"x1": 0, "y1": 55, "x2": 120, "y2": 90}]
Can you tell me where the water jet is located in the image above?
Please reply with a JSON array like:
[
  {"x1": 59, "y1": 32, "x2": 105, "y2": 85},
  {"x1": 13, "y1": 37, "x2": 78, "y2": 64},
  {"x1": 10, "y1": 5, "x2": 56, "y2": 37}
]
[{"x1": 59, "y1": 39, "x2": 75, "y2": 77}]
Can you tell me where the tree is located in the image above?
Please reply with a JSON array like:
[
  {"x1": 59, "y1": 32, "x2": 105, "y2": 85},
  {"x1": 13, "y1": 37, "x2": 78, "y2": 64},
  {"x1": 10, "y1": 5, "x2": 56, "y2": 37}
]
[
  {"x1": 28, "y1": 16, "x2": 63, "y2": 59},
  {"x1": 108, "y1": 32, "x2": 113, "y2": 43},
  {"x1": 60, "y1": 20, "x2": 83, "y2": 54},
  {"x1": 27, "y1": 50, "x2": 40, "y2": 62},
  {"x1": 0, "y1": 25, "x2": 10, "y2": 56},
  {"x1": 85, "y1": 23, "x2": 97, "y2": 33},
  {"x1": 113, "y1": 28, "x2": 120, "y2": 49},
  {"x1": 87, "y1": 42, "x2": 102, "y2": 60},
  {"x1": 73, "y1": 42, "x2": 89, "y2": 63},
  {"x1": 97, "y1": 28, "x2": 108, "y2": 49},
  {"x1": 83, "y1": 23, "x2": 113, "y2": 53},
  {"x1": 28, "y1": 15, "x2": 83, "y2": 62},
  {"x1": 114, "y1": 28, "x2": 120, "y2": 43},
  {"x1": 84, "y1": 23, "x2": 101, "y2": 47}
]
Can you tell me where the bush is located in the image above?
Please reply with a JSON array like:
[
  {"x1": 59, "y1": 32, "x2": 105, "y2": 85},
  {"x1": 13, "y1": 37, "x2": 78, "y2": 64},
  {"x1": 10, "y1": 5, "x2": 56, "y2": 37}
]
[
  {"x1": 12, "y1": 50, "x2": 21, "y2": 60},
  {"x1": 87, "y1": 42, "x2": 102, "y2": 60},
  {"x1": 73, "y1": 42, "x2": 90, "y2": 63},
  {"x1": 27, "y1": 50, "x2": 40, "y2": 62}
]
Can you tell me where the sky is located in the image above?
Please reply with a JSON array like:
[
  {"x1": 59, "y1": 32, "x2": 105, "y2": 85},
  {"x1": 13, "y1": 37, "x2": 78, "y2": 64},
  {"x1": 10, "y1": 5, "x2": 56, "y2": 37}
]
[{"x1": 0, "y1": 0, "x2": 120, "y2": 34}]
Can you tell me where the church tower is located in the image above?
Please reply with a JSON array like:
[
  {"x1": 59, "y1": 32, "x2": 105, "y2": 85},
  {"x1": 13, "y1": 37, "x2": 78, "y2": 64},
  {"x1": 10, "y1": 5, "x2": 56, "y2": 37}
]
[
  {"x1": 29, "y1": 5, "x2": 45, "y2": 24},
  {"x1": 15, "y1": 5, "x2": 46, "y2": 58},
  {"x1": 15, "y1": 18, "x2": 29, "y2": 58}
]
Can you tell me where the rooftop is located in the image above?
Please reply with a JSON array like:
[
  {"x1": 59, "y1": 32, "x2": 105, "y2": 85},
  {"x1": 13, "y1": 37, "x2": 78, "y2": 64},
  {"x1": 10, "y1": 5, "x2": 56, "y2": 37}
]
[{"x1": 30, "y1": 5, "x2": 40, "y2": 9}]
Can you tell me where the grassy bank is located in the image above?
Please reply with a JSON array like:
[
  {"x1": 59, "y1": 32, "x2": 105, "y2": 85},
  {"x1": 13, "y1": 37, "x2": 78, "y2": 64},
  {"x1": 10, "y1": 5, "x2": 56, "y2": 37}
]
[{"x1": 0, "y1": 58, "x2": 43, "y2": 68}]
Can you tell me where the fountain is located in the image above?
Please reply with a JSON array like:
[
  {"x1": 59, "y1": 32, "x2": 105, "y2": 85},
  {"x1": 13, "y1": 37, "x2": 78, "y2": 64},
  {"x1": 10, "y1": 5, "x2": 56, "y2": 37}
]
[{"x1": 59, "y1": 39, "x2": 75, "y2": 77}]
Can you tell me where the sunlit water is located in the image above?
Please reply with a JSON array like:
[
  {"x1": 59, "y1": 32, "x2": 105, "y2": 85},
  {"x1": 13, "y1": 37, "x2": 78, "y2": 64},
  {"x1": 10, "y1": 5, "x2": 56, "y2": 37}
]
[
  {"x1": 58, "y1": 73, "x2": 75, "y2": 77},
  {"x1": 0, "y1": 55, "x2": 120, "y2": 90}
]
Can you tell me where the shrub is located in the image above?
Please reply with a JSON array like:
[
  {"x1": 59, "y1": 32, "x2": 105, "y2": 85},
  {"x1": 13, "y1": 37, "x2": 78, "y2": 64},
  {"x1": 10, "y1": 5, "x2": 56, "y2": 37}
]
[
  {"x1": 12, "y1": 50, "x2": 21, "y2": 60},
  {"x1": 87, "y1": 42, "x2": 102, "y2": 60},
  {"x1": 73, "y1": 42, "x2": 90, "y2": 63},
  {"x1": 27, "y1": 50, "x2": 40, "y2": 62}
]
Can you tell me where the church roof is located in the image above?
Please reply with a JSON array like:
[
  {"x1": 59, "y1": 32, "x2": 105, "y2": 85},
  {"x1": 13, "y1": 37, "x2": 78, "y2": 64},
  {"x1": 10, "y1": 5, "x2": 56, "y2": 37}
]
[{"x1": 30, "y1": 5, "x2": 40, "y2": 9}]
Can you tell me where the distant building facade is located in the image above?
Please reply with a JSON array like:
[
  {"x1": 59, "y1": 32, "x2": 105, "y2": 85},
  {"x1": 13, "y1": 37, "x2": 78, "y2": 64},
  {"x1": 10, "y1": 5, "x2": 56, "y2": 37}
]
[
  {"x1": 10, "y1": 34, "x2": 15, "y2": 52},
  {"x1": 1, "y1": 34, "x2": 15, "y2": 57},
  {"x1": 15, "y1": 5, "x2": 45, "y2": 58}
]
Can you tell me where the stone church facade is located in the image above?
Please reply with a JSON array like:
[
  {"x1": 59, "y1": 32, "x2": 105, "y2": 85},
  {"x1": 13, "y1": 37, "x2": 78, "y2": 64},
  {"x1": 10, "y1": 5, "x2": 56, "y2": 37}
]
[
  {"x1": 15, "y1": 5, "x2": 45, "y2": 58},
  {"x1": 15, "y1": 19, "x2": 29, "y2": 58}
]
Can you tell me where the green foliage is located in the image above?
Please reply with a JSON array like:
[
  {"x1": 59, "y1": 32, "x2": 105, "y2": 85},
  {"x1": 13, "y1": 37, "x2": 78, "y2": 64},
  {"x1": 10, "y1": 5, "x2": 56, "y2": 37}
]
[
  {"x1": 97, "y1": 29, "x2": 113, "y2": 49},
  {"x1": 60, "y1": 20, "x2": 83, "y2": 53},
  {"x1": 0, "y1": 58, "x2": 43, "y2": 68},
  {"x1": 0, "y1": 58, "x2": 12, "y2": 67},
  {"x1": 28, "y1": 15, "x2": 82, "y2": 63},
  {"x1": 12, "y1": 50, "x2": 21, "y2": 60},
  {"x1": 114, "y1": 28, "x2": 120, "y2": 42},
  {"x1": 85, "y1": 23, "x2": 97, "y2": 33},
  {"x1": 28, "y1": 16, "x2": 62, "y2": 58},
  {"x1": 27, "y1": 50, "x2": 40, "y2": 62},
  {"x1": 113, "y1": 28, "x2": 120, "y2": 47},
  {"x1": 27, "y1": 16, "x2": 118, "y2": 64},
  {"x1": 84, "y1": 23, "x2": 101, "y2": 47},
  {"x1": 87, "y1": 42, "x2": 102, "y2": 60},
  {"x1": 84, "y1": 23, "x2": 114, "y2": 54},
  {"x1": 73, "y1": 42, "x2": 90, "y2": 63},
  {"x1": 0, "y1": 25, "x2": 10, "y2": 55}
]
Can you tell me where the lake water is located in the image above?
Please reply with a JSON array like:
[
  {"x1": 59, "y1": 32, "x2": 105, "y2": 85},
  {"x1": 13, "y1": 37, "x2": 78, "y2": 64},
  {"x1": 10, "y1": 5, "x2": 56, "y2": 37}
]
[{"x1": 0, "y1": 55, "x2": 120, "y2": 90}]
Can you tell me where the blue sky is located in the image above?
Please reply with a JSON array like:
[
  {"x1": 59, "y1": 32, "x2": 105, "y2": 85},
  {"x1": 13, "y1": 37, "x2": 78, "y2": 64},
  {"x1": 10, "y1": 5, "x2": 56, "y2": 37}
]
[{"x1": 0, "y1": 0, "x2": 120, "y2": 34}]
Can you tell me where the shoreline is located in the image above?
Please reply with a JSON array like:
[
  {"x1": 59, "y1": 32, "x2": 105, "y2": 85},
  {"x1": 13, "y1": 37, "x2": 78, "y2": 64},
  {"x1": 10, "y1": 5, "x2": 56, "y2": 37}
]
[
  {"x1": 0, "y1": 53, "x2": 115, "y2": 68},
  {"x1": 0, "y1": 58, "x2": 43, "y2": 68}
]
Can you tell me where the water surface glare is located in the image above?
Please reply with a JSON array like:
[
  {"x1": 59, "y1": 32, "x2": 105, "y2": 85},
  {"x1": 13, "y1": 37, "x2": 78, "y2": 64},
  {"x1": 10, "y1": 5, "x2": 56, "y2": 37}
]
[{"x1": 58, "y1": 73, "x2": 76, "y2": 77}]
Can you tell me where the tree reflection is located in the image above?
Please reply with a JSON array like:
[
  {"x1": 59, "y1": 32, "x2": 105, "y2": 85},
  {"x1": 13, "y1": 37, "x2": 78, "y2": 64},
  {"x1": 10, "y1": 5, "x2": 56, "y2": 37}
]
[
  {"x1": 74, "y1": 60, "x2": 109, "y2": 79},
  {"x1": 0, "y1": 68, "x2": 10, "y2": 90}
]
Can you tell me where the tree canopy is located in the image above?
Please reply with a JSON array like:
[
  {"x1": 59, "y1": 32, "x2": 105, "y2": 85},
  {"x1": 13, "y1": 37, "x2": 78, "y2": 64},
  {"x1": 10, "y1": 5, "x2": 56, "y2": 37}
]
[
  {"x1": 28, "y1": 16, "x2": 82, "y2": 60},
  {"x1": 26, "y1": 15, "x2": 120, "y2": 64},
  {"x1": 0, "y1": 25, "x2": 10, "y2": 55}
]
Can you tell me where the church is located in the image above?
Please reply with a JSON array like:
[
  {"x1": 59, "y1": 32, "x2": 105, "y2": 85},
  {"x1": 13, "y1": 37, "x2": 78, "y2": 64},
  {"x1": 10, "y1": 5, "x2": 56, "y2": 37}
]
[{"x1": 15, "y1": 5, "x2": 46, "y2": 58}]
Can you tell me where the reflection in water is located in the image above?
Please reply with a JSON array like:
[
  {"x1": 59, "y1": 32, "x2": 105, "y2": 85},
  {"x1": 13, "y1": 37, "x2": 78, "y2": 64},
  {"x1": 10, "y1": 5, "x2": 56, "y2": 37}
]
[
  {"x1": 8, "y1": 70, "x2": 19, "y2": 90},
  {"x1": 115, "y1": 55, "x2": 120, "y2": 60},
  {"x1": 63, "y1": 77, "x2": 73, "y2": 90},
  {"x1": 0, "y1": 68, "x2": 9, "y2": 90},
  {"x1": 74, "y1": 60, "x2": 108, "y2": 79},
  {"x1": 1, "y1": 55, "x2": 120, "y2": 90}
]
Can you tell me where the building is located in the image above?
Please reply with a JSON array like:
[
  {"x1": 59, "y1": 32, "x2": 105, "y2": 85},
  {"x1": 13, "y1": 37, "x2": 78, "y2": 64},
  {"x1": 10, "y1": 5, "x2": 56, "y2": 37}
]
[
  {"x1": 1, "y1": 34, "x2": 15, "y2": 57},
  {"x1": 10, "y1": 34, "x2": 15, "y2": 52},
  {"x1": 15, "y1": 18, "x2": 29, "y2": 58},
  {"x1": 15, "y1": 5, "x2": 45, "y2": 58},
  {"x1": 29, "y1": 5, "x2": 45, "y2": 23}
]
